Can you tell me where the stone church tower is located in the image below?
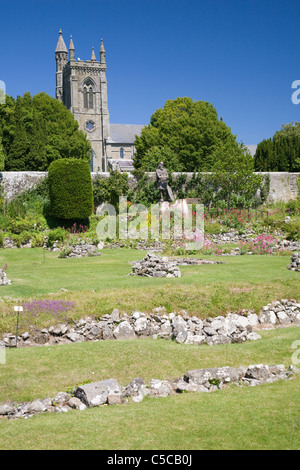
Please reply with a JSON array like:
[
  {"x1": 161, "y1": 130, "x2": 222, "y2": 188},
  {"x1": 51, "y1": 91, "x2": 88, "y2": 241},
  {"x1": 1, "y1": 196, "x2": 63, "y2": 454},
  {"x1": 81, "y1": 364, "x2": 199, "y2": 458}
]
[{"x1": 55, "y1": 29, "x2": 109, "y2": 172}]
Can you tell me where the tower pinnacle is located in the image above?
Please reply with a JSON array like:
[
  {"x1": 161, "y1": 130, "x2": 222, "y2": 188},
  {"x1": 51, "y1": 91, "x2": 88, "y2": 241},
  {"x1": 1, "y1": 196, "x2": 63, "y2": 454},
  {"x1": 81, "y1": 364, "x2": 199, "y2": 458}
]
[
  {"x1": 100, "y1": 38, "x2": 106, "y2": 64},
  {"x1": 55, "y1": 29, "x2": 68, "y2": 101},
  {"x1": 55, "y1": 29, "x2": 68, "y2": 53},
  {"x1": 69, "y1": 35, "x2": 75, "y2": 61},
  {"x1": 91, "y1": 47, "x2": 96, "y2": 61}
]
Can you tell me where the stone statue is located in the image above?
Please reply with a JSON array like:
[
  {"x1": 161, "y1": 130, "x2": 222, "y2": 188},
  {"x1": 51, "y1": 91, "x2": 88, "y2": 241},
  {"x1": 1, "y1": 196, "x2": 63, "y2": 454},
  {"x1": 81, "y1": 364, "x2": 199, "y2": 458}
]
[{"x1": 155, "y1": 162, "x2": 174, "y2": 202}]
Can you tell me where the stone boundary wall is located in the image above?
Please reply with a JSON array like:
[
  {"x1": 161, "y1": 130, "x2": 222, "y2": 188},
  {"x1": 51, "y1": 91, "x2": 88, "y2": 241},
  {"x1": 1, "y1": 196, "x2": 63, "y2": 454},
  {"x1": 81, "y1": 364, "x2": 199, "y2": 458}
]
[
  {"x1": 0, "y1": 171, "x2": 299, "y2": 202},
  {"x1": 0, "y1": 171, "x2": 48, "y2": 201}
]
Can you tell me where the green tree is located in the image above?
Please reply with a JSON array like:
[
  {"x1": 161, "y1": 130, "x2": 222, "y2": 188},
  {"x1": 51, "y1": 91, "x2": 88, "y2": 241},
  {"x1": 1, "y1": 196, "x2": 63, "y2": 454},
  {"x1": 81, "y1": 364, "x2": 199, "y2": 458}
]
[
  {"x1": 26, "y1": 108, "x2": 47, "y2": 170},
  {"x1": 254, "y1": 122, "x2": 300, "y2": 172},
  {"x1": 48, "y1": 158, "x2": 93, "y2": 221},
  {"x1": 1, "y1": 92, "x2": 91, "y2": 171},
  {"x1": 7, "y1": 97, "x2": 29, "y2": 170},
  {"x1": 212, "y1": 144, "x2": 262, "y2": 210},
  {"x1": 0, "y1": 95, "x2": 16, "y2": 161},
  {"x1": 0, "y1": 136, "x2": 5, "y2": 171},
  {"x1": 134, "y1": 97, "x2": 240, "y2": 172},
  {"x1": 32, "y1": 92, "x2": 91, "y2": 165},
  {"x1": 254, "y1": 139, "x2": 274, "y2": 171},
  {"x1": 141, "y1": 146, "x2": 182, "y2": 172}
]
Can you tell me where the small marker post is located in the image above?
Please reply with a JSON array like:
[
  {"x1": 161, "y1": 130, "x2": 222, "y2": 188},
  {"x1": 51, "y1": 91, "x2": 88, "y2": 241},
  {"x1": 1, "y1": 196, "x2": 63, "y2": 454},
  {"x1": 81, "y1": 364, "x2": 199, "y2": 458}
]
[{"x1": 14, "y1": 306, "x2": 23, "y2": 347}]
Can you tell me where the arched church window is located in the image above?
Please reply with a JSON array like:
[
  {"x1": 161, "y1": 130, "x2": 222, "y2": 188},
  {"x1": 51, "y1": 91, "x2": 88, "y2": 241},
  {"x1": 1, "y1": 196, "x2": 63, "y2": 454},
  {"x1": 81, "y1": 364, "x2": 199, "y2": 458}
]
[
  {"x1": 83, "y1": 88, "x2": 88, "y2": 109},
  {"x1": 90, "y1": 150, "x2": 94, "y2": 172},
  {"x1": 82, "y1": 78, "x2": 96, "y2": 110},
  {"x1": 120, "y1": 147, "x2": 124, "y2": 159},
  {"x1": 88, "y1": 87, "x2": 93, "y2": 109}
]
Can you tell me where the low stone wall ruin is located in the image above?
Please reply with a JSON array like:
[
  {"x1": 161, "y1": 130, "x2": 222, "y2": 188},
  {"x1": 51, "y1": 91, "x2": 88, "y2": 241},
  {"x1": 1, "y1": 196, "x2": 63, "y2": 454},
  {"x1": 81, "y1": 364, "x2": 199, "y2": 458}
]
[
  {"x1": 2, "y1": 299, "x2": 299, "y2": 349},
  {"x1": 0, "y1": 362, "x2": 298, "y2": 419},
  {"x1": 1, "y1": 298, "x2": 299, "y2": 419}
]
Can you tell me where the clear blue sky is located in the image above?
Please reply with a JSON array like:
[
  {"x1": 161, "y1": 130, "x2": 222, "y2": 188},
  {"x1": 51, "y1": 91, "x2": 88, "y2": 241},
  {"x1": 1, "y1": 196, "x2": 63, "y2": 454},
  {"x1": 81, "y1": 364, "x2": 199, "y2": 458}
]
[{"x1": 0, "y1": 0, "x2": 299, "y2": 145}]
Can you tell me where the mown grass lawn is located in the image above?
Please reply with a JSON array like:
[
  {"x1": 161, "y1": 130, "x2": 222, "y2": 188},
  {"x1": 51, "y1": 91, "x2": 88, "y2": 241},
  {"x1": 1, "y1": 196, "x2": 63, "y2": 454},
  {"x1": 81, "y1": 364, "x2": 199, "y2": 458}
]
[
  {"x1": 0, "y1": 247, "x2": 299, "y2": 450},
  {"x1": 0, "y1": 247, "x2": 299, "y2": 334},
  {"x1": 0, "y1": 327, "x2": 299, "y2": 450}
]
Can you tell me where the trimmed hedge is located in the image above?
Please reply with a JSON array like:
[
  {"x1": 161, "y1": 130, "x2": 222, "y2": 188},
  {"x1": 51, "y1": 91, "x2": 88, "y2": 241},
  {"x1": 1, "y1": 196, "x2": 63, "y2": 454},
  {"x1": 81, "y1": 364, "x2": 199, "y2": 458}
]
[{"x1": 48, "y1": 159, "x2": 93, "y2": 220}]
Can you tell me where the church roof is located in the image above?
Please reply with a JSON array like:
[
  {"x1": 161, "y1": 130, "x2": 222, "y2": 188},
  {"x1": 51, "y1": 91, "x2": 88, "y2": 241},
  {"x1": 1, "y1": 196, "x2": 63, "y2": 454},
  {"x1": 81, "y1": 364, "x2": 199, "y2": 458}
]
[
  {"x1": 107, "y1": 125, "x2": 258, "y2": 155},
  {"x1": 107, "y1": 124, "x2": 145, "y2": 144},
  {"x1": 55, "y1": 29, "x2": 68, "y2": 53}
]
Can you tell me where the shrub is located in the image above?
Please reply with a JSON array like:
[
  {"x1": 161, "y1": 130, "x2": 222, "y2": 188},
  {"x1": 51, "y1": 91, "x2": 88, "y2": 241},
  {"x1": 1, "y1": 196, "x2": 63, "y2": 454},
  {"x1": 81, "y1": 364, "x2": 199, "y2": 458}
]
[
  {"x1": 58, "y1": 245, "x2": 72, "y2": 258},
  {"x1": 9, "y1": 217, "x2": 36, "y2": 234},
  {"x1": 93, "y1": 171, "x2": 129, "y2": 209},
  {"x1": 281, "y1": 218, "x2": 300, "y2": 241},
  {"x1": 48, "y1": 159, "x2": 93, "y2": 220},
  {"x1": 10, "y1": 231, "x2": 32, "y2": 247},
  {"x1": 204, "y1": 222, "x2": 223, "y2": 235},
  {"x1": 4, "y1": 198, "x2": 27, "y2": 218},
  {"x1": 285, "y1": 199, "x2": 300, "y2": 214},
  {"x1": 239, "y1": 234, "x2": 278, "y2": 255},
  {"x1": 31, "y1": 233, "x2": 46, "y2": 248},
  {"x1": 18, "y1": 231, "x2": 32, "y2": 245},
  {"x1": 46, "y1": 227, "x2": 66, "y2": 248}
]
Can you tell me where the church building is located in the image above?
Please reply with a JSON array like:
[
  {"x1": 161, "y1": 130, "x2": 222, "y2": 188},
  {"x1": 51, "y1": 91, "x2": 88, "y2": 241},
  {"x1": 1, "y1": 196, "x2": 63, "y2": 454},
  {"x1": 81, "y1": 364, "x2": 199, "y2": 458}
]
[
  {"x1": 55, "y1": 30, "x2": 143, "y2": 172},
  {"x1": 56, "y1": 30, "x2": 257, "y2": 173}
]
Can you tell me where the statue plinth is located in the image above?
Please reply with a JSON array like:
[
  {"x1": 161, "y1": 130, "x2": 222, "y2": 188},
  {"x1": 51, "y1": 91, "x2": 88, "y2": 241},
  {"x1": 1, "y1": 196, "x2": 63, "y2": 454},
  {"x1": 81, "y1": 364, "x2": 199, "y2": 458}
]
[{"x1": 158, "y1": 199, "x2": 189, "y2": 215}]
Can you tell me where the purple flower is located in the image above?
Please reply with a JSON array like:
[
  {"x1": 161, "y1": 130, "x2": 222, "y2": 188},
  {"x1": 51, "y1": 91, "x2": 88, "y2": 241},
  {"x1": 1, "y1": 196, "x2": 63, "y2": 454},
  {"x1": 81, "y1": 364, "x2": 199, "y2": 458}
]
[{"x1": 23, "y1": 300, "x2": 76, "y2": 317}]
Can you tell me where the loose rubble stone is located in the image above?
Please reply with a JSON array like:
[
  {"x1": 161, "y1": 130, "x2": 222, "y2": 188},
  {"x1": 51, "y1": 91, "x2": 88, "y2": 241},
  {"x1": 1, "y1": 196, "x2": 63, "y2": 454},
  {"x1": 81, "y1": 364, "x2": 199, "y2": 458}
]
[
  {"x1": 27, "y1": 399, "x2": 47, "y2": 414},
  {"x1": 131, "y1": 252, "x2": 181, "y2": 278},
  {"x1": 134, "y1": 316, "x2": 148, "y2": 335},
  {"x1": 52, "y1": 392, "x2": 71, "y2": 405},
  {"x1": 113, "y1": 321, "x2": 137, "y2": 340},
  {"x1": 107, "y1": 394, "x2": 123, "y2": 405},
  {"x1": 247, "y1": 332, "x2": 262, "y2": 341},
  {"x1": 123, "y1": 378, "x2": 149, "y2": 403},
  {"x1": 0, "y1": 403, "x2": 15, "y2": 416},
  {"x1": 287, "y1": 252, "x2": 300, "y2": 272},
  {"x1": 74, "y1": 379, "x2": 123, "y2": 407},
  {"x1": 58, "y1": 242, "x2": 102, "y2": 259},
  {"x1": 148, "y1": 379, "x2": 175, "y2": 398},
  {"x1": 0, "y1": 269, "x2": 11, "y2": 286},
  {"x1": 174, "y1": 380, "x2": 209, "y2": 393},
  {"x1": 184, "y1": 366, "x2": 244, "y2": 386},
  {"x1": 68, "y1": 397, "x2": 85, "y2": 410},
  {"x1": 245, "y1": 365, "x2": 271, "y2": 381},
  {"x1": 174, "y1": 258, "x2": 223, "y2": 266}
]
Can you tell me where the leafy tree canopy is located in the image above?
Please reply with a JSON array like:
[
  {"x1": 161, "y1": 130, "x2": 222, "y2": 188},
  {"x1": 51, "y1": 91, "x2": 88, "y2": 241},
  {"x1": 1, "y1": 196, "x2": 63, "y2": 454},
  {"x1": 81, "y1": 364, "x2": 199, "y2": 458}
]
[
  {"x1": 0, "y1": 92, "x2": 91, "y2": 171},
  {"x1": 254, "y1": 121, "x2": 300, "y2": 172},
  {"x1": 0, "y1": 136, "x2": 5, "y2": 171},
  {"x1": 134, "y1": 97, "x2": 241, "y2": 172},
  {"x1": 212, "y1": 143, "x2": 263, "y2": 209}
]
